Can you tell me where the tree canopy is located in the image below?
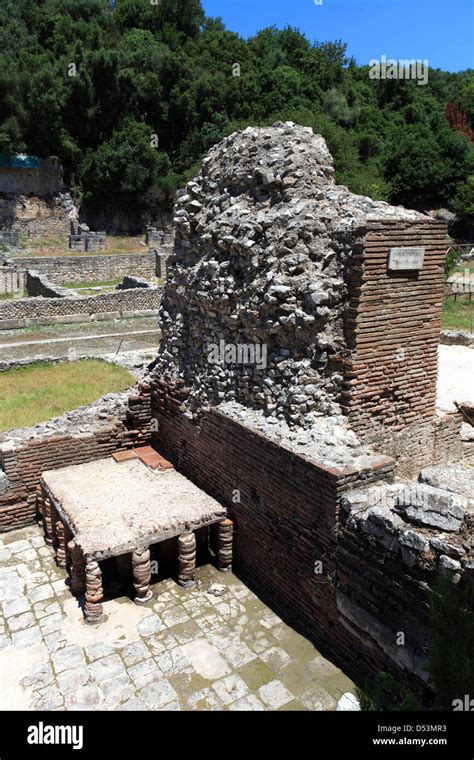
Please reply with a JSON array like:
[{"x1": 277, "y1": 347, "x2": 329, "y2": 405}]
[{"x1": 0, "y1": 0, "x2": 472, "y2": 220}]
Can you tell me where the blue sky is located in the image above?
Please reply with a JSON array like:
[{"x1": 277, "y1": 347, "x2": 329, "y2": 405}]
[{"x1": 201, "y1": 0, "x2": 474, "y2": 72}]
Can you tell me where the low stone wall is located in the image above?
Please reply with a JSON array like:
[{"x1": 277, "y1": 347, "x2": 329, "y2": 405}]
[
  {"x1": 26, "y1": 270, "x2": 70, "y2": 298},
  {"x1": 0, "y1": 266, "x2": 25, "y2": 295},
  {"x1": 0, "y1": 286, "x2": 162, "y2": 328},
  {"x1": 13, "y1": 252, "x2": 158, "y2": 284},
  {"x1": 440, "y1": 330, "x2": 474, "y2": 347},
  {"x1": 0, "y1": 231, "x2": 20, "y2": 247}
]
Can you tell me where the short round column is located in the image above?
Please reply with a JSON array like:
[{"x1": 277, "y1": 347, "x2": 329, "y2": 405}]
[
  {"x1": 42, "y1": 492, "x2": 54, "y2": 546},
  {"x1": 55, "y1": 520, "x2": 67, "y2": 569},
  {"x1": 84, "y1": 559, "x2": 104, "y2": 624},
  {"x1": 132, "y1": 547, "x2": 153, "y2": 605},
  {"x1": 218, "y1": 519, "x2": 233, "y2": 573},
  {"x1": 68, "y1": 540, "x2": 86, "y2": 595},
  {"x1": 178, "y1": 532, "x2": 196, "y2": 588}
]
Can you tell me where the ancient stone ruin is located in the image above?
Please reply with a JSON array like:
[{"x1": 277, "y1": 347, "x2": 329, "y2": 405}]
[
  {"x1": 156, "y1": 122, "x2": 429, "y2": 429},
  {"x1": 0, "y1": 122, "x2": 472, "y2": 703}
]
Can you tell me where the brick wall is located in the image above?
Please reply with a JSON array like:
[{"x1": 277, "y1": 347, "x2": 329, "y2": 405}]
[
  {"x1": 15, "y1": 252, "x2": 158, "y2": 284},
  {"x1": 146, "y1": 388, "x2": 442, "y2": 692},
  {"x1": 343, "y1": 219, "x2": 447, "y2": 435}
]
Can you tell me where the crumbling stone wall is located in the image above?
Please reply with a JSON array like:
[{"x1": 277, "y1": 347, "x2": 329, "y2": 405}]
[
  {"x1": 156, "y1": 122, "x2": 428, "y2": 428},
  {"x1": 0, "y1": 193, "x2": 77, "y2": 239}
]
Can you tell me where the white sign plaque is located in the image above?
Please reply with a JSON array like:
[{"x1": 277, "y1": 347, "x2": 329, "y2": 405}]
[{"x1": 388, "y1": 247, "x2": 425, "y2": 270}]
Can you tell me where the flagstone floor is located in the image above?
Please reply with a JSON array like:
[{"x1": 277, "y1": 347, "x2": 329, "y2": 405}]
[{"x1": 0, "y1": 525, "x2": 354, "y2": 711}]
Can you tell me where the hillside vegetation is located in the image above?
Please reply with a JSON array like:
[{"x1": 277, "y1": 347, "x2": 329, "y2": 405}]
[{"x1": 0, "y1": 0, "x2": 472, "y2": 220}]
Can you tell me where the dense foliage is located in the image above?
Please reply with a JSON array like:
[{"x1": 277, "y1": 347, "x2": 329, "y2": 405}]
[{"x1": 0, "y1": 0, "x2": 472, "y2": 218}]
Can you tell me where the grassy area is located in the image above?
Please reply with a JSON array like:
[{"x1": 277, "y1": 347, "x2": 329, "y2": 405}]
[
  {"x1": 0, "y1": 359, "x2": 135, "y2": 432},
  {"x1": 0, "y1": 293, "x2": 15, "y2": 301},
  {"x1": 62, "y1": 279, "x2": 122, "y2": 295},
  {"x1": 442, "y1": 294, "x2": 473, "y2": 332},
  {"x1": 13, "y1": 235, "x2": 146, "y2": 258}
]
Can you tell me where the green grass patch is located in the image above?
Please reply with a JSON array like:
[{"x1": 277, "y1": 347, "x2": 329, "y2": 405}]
[
  {"x1": 62, "y1": 279, "x2": 122, "y2": 290},
  {"x1": 0, "y1": 293, "x2": 15, "y2": 301},
  {"x1": 0, "y1": 359, "x2": 135, "y2": 432},
  {"x1": 442, "y1": 294, "x2": 474, "y2": 332}
]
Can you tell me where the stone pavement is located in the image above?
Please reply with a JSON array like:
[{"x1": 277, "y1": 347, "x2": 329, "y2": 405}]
[{"x1": 0, "y1": 525, "x2": 354, "y2": 711}]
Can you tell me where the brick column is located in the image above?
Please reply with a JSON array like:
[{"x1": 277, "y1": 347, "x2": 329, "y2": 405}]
[
  {"x1": 217, "y1": 519, "x2": 233, "y2": 572},
  {"x1": 132, "y1": 547, "x2": 152, "y2": 604},
  {"x1": 84, "y1": 559, "x2": 104, "y2": 624},
  {"x1": 68, "y1": 540, "x2": 86, "y2": 595},
  {"x1": 178, "y1": 532, "x2": 196, "y2": 588}
]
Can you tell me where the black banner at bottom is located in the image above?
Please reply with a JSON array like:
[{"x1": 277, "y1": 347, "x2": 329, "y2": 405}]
[{"x1": 0, "y1": 710, "x2": 472, "y2": 758}]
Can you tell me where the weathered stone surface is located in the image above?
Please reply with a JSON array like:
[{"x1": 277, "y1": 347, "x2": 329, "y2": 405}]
[
  {"x1": 394, "y1": 484, "x2": 467, "y2": 532},
  {"x1": 154, "y1": 121, "x2": 423, "y2": 428},
  {"x1": 419, "y1": 465, "x2": 473, "y2": 507}
]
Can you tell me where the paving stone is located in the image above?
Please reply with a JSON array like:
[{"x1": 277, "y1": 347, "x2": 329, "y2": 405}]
[
  {"x1": 147, "y1": 630, "x2": 178, "y2": 656},
  {"x1": 84, "y1": 641, "x2": 115, "y2": 661},
  {"x1": 29, "y1": 584, "x2": 55, "y2": 604},
  {"x1": 0, "y1": 548, "x2": 12, "y2": 562},
  {"x1": 139, "y1": 678, "x2": 179, "y2": 709},
  {"x1": 64, "y1": 684, "x2": 101, "y2": 710},
  {"x1": 39, "y1": 612, "x2": 64, "y2": 634},
  {"x1": 299, "y1": 683, "x2": 337, "y2": 711},
  {"x1": 128, "y1": 658, "x2": 161, "y2": 688},
  {"x1": 101, "y1": 673, "x2": 135, "y2": 706},
  {"x1": 121, "y1": 640, "x2": 151, "y2": 667},
  {"x1": 12, "y1": 626, "x2": 42, "y2": 649},
  {"x1": 89, "y1": 654, "x2": 125, "y2": 683},
  {"x1": 21, "y1": 663, "x2": 54, "y2": 690},
  {"x1": 57, "y1": 665, "x2": 90, "y2": 693},
  {"x1": 228, "y1": 694, "x2": 266, "y2": 711},
  {"x1": 52, "y1": 645, "x2": 85, "y2": 673},
  {"x1": 119, "y1": 696, "x2": 147, "y2": 710},
  {"x1": 5, "y1": 540, "x2": 30, "y2": 554},
  {"x1": 33, "y1": 600, "x2": 61, "y2": 620},
  {"x1": 194, "y1": 612, "x2": 224, "y2": 634},
  {"x1": 168, "y1": 620, "x2": 202, "y2": 644},
  {"x1": 2, "y1": 596, "x2": 30, "y2": 619},
  {"x1": 155, "y1": 646, "x2": 190, "y2": 676},
  {"x1": 0, "y1": 633, "x2": 11, "y2": 650},
  {"x1": 44, "y1": 631, "x2": 67, "y2": 653},
  {"x1": 161, "y1": 606, "x2": 190, "y2": 627},
  {"x1": 212, "y1": 674, "x2": 249, "y2": 705},
  {"x1": 31, "y1": 535, "x2": 46, "y2": 548},
  {"x1": 258, "y1": 679, "x2": 294, "y2": 709},
  {"x1": 187, "y1": 687, "x2": 224, "y2": 711},
  {"x1": 260, "y1": 646, "x2": 293, "y2": 673},
  {"x1": 237, "y1": 659, "x2": 276, "y2": 691},
  {"x1": 34, "y1": 685, "x2": 64, "y2": 710},
  {"x1": 137, "y1": 614, "x2": 164, "y2": 637},
  {"x1": 8, "y1": 612, "x2": 36, "y2": 632}
]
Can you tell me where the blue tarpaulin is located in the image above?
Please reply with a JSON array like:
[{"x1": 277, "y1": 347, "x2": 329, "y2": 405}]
[{"x1": 0, "y1": 154, "x2": 41, "y2": 169}]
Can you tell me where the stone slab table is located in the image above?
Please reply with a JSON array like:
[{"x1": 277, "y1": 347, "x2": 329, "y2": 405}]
[{"x1": 40, "y1": 457, "x2": 231, "y2": 624}]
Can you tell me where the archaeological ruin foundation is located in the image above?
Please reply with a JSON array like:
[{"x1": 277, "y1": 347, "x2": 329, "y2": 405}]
[{"x1": 0, "y1": 123, "x2": 472, "y2": 701}]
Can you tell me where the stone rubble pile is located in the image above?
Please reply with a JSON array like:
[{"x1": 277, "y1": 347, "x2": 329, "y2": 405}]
[{"x1": 155, "y1": 121, "x2": 423, "y2": 426}]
